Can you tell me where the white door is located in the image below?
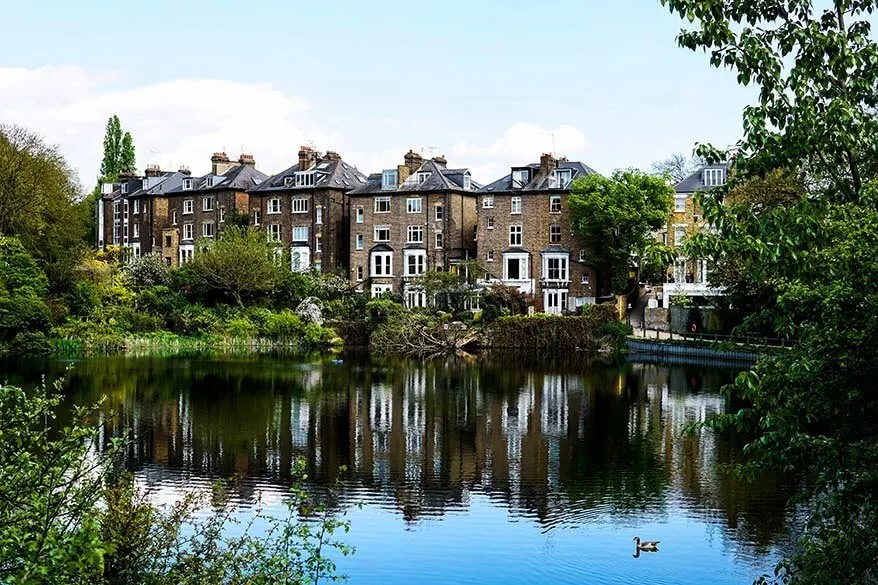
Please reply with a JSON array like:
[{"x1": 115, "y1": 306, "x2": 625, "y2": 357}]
[{"x1": 544, "y1": 290, "x2": 568, "y2": 315}]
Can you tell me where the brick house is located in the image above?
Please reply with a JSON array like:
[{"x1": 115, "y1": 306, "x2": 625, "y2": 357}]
[
  {"x1": 160, "y1": 153, "x2": 268, "y2": 267},
  {"x1": 348, "y1": 150, "x2": 479, "y2": 306},
  {"x1": 248, "y1": 147, "x2": 367, "y2": 274},
  {"x1": 662, "y1": 162, "x2": 728, "y2": 307},
  {"x1": 477, "y1": 154, "x2": 601, "y2": 314}
]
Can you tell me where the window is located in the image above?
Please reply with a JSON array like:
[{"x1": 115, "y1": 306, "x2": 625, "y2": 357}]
[
  {"x1": 463, "y1": 173, "x2": 472, "y2": 190},
  {"x1": 202, "y1": 222, "x2": 215, "y2": 238},
  {"x1": 482, "y1": 196, "x2": 494, "y2": 209},
  {"x1": 544, "y1": 256, "x2": 569, "y2": 281},
  {"x1": 183, "y1": 223, "x2": 194, "y2": 241},
  {"x1": 172, "y1": 211, "x2": 178, "y2": 225},
  {"x1": 417, "y1": 172, "x2": 430, "y2": 184},
  {"x1": 581, "y1": 273, "x2": 590, "y2": 285},
  {"x1": 203, "y1": 177, "x2": 214, "y2": 188},
  {"x1": 219, "y1": 207, "x2": 225, "y2": 222},
  {"x1": 356, "y1": 266, "x2": 364, "y2": 281},
  {"x1": 703, "y1": 167, "x2": 726, "y2": 186},
  {"x1": 355, "y1": 207, "x2": 364, "y2": 223},
  {"x1": 512, "y1": 169, "x2": 530, "y2": 188},
  {"x1": 381, "y1": 169, "x2": 398, "y2": 191},
  {"x1": 293, "y1": 226, "x2": 309, "y2": 242},
  {"x1": 253, "y1": 210, "x2": 261, "y2": 225},
  {"x1": 371, "y1": 284, "x2": 393, "y2": 297},
  {"x1": 292, "y1": 198, "x2": 309, "y2": 213},
  {"x1": 486, "y1": 249, "x2": 494, "y2": 262},
  {"x1": 404, "y1": 251, "x2": 426, "y2": 276},
  {"x1": 435, "y1": 205, "x2": 444, "y2": 221},
  {"x1": 121, "y1": 183, "x2": 129, "y2": 195},
  {"x1": 579, "y1": 249, "x2": 586, "y2": 262},
  {"x1": 371, "y1": 251, "x2": 393, "y2": 276},
  {"x1": 509, "y1": 225, "x2": 522, "y2": 247},
  {"x1": 132, "y1": 223, "x2": 139, "y2": 238},
  {"x1": 133, "y1": 199, "x2": 140, "y2": 214},
  {"x1": 406, "y1": 288, "x2": 427, "y2": 308},
  {"x1": 374, "y1": 226, "x2": 390, "y2": 242},
  {"x1": 511, "y1": 197, "x2": 522, "y2": 214},
  {"x1": 374, "y1": 197, "x2": 391, "y2": 213},
  {"x1": 203, "y1": 196, "x2": 214, "y2": 211},
  {"x1": 674, "y1": 195, "x2": 687, "y2": 212},
  {"x1": 549, "y1": 224, "x2": 561, "y2": 243},
  {"x1": 314, "y1": 260, "x2": 322, "y2": 272},
  {"x1": 356, "y1": 234, "x2": 364, "y2": 250},
  {"x1": 180, "y1": 248, "x2": 193, "y2": 264},
  {"x1": 315, "y1": 234, "x2": 322, "y2": 252},
  {"x1": 183, "y1": 178, "x2": 193, "y2": 191},
  {"x1": 284, "y1": 176, "x2": 294, "y2": 187},
  {"x1": 268, "y1": 198, "x2": 281, "y2": 214},
  {"x1": 674, "y1": 225, "x2": 686, "y2": 247},
  {"x1": 487, "y1": 217, "x2": 494, "y2": 229},
  {"x1": 550, "y1": 169, "x2": 573, "y2": 189},
  {"x1": 407, "y1": 225, "x2": 423, "y2": 243},
  {"x1": 268, "y1": 224, "x2": 282, "y2": 242},
  {"x1": 291, "y1": 246, "x2": 310, "y2": 272},
  {"x1": 435, "y1": 232, "x2": 443, "y2": 249},
  {"x1": 164, "y1": 235, "x2": 172, "y2": 247},
  {"x1": 550, "y1": 195, "x2": 562, "y2": 213},
  {"x1": 407, "y1": 198, "x2": 422, "y2": 213},
  {"x1": 504, "y1": 255, "x2": 527, "y2": 280},
  {"x1": 316, "y1": 206, "x2": 323, "y2": 224},
  {"x1": 295, "y1": 171, "x2": 316, "y2": 187},
  {"x1": 183, "y1": 200, "x2": 194, "y2": 214}
]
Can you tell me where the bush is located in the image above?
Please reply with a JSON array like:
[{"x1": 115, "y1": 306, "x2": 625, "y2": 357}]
[
  {"x1": 0, "y1": 237, "x2": 52, "y2": 340},
  {"x1": 480, "y1": 283, "x2": 530, "y2": 324},
  {"x1": 485, "y1": 304, "x2": 620, "y2": 351},
  {"x1": 6, "y1": 331, "x2": 52, "y2": 356},
  {"x1": 123, "y1": 252, "x2": 171, "y2": 289},
  {"x1": 219, "y1": 316, "x2": 259, "y2": 338},
  {"x1": 365, "y1": 298, "x2": 404, "y2": 326}
]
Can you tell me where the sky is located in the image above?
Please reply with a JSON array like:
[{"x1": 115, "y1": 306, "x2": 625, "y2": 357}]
[{"x1": 0, "y1": 0, "x2": 755, "y2": 189}]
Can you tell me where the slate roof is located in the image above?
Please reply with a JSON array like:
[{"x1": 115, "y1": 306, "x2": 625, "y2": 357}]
[
  {"x1": 479, "y1": 160, "x2": 598, "y2": 193},
  {"x1": 675, "y1": 163, "x2": 729, "y2": 194},
  {"x1": 253, "y1": 156, "x2": 367, "y2": 192},
  {"x1": 350, "y1": 159, "x2": 480, "y2": 195},
  {"x1": 163, "y1": 165, "x2": 268, "y2": 194}
]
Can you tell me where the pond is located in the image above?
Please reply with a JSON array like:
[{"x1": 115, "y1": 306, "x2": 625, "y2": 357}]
[{"x1": 1, "y1": 352, "x2": 795, "y2": 585}]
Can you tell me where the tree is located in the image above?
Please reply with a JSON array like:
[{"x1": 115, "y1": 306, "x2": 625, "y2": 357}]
[
  {"x1": 120, "y1": 132, "x2": 135, "y2": 175},
  {"x1": 650, "y1": 153, "x2": 704, "y2": 183},
  {"x1": 100, "y1": 115, "x2": 123, "y2": 181},
  {"x1": 188, "y1": 226, "x2": 281, "y2": 307},
  {"x1": 568, "y1": 169, "x2": 673, "y2": 294},
  {"x1": 0, "y1": 236, "x2": 52, "y2": 341},
  {"x1": 661, "y1": 1, "x2": 878, "y2": 583}
]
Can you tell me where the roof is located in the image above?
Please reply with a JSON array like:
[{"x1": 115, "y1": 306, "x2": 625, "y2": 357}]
[
  {"x1": 675, "y1": 163, "x2": 729, "y2": 194},
  {"x1": 350, "y1": 159, "x2": 480, "y2": 195},
  {"x1": 253, "y1": 156, "x2": 367, "y2": 193},
  {"x1": 163, "y1": 164, "x2": 269, "y2": 194},
  {"x1": 479, "y1": 160, "x2": 598, "y2": 193},
  {"x1": 541, "y1": 245, "x2": 572, "y2": 254}
]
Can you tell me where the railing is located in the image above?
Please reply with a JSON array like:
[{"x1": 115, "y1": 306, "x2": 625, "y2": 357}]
[
  {"x1": 638, "y1": 328, "x2": 793, "y2": 348},
  {"x1": 663, "y1": 282, "x2": 725, "y2": 296}
]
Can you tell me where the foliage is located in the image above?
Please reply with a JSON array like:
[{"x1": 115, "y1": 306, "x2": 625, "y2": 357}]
[
  {"x1": 99, "y1": 115, "x2": 137, "y2": 181},
  {"x1": 413, "y1": 260, "x2": 484, "y2": 315},
  {"x1": 119, "y1": 131, "x2": 135, "y2": 175},
  {"x1": 485, "y1": 303, "x2": 620, "y2": 351},
  {"x1": 0, "y1": 381, "x2": 353, "y2": 585},
  {"x1": 371, "y1": 311, "x2": 475, "y2": 357},
  {"x1": 650, "y1": 153, "x2": 704, "y2": 183},
  {"x1": 0, "y1": 236, "x2": 52, "y2": 341},
  {"x1": 123, "y1": 252, "x2": 171, "y2": 289},
  {"x1": 187, "y1": 226, "x2": 281, "y2": 307},
  {"x1": 661, "y1": 1, "x2": 878, "y2": 583},
  {"x1": 568, "y1": 169, "x2": 673, "y2": 294},
  {"x1": 480, "y1": 283, "x2": 530, "y2": 323},
  {"x1": 365, "y1": 297, "x2": 404, "y2": 326}
]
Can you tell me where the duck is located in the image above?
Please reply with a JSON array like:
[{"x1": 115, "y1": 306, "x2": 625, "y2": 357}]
[{"x1": 633, "y1": 536, "x2": 660, "y2": 552}]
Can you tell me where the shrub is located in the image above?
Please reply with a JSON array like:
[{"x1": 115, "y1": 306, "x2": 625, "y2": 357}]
[
  {"x1": 123, "y1": 252, "x2": 171, "y2": 289},
  {"x1": 6, "y1": 331, "x2": 52, "y2": 356},
  {"x1": 220, "y1": 316, "x2": 259, "y2": 338},
  {"x1": 365, "y1": 298, "x2": 404, "y2": 326},
  {"x1": 261, "y1": 310, "x2": 306, "y2": 340}
]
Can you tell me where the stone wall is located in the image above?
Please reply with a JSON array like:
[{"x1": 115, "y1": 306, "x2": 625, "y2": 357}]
[{"x1": 644, "y1": 307, "x2": 669, "y2": 331}]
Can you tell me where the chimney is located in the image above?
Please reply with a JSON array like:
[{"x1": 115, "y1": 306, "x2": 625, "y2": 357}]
[
  {"x1": 432, "y1": 155, "x2": 447, "y2": 168},
  {"x1": 404, "y1": 150, "x2": 423, "y2": 173},
  {"x1": 178, "y1": 165, "x2": 191, "y2": 176},
  {"x1": 211, "y1": 152, "x2": 232, "y2": 175},
  {"x1": 298, "y1": 146, "x2": 317, "y2": 171},
  {"x1": 238, "y1": 153, "x2": 255, "y2": 168},
  {"x1": 145, "y1": 164, "x2": 162, "y2": 177},
  {"x1": 324, "y1": 151, "x2": 341, "y2": 162},
  {"x1": 540, "y1": 152, "x2": 558, "y2": 175}
]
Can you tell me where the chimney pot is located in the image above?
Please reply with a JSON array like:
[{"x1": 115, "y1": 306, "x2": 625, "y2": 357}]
[
  {"x1": 404, "y1": 149, "x2": 423, "y2": 173},
  {"x1": 178, "y1": 165, "x2": 192, "y2": 176},
  {"x1": 238, "y1": 153, "x2": 256, "y2": 167},
  {"x1": 540, "y1": 152, "x2": 558, "y2": 174},
  {"x1": 324, "y1": 151, "x2": 341, "y2": 161},
  {"x1": 298, "y1": 146, "x2": 317, "y2": 171},
  {"x1": 432, "y1": 155, "x2": 447, "y2": 167},
  {"x1": 145, "y1": 164, "x2": 163, "y2": 178}
]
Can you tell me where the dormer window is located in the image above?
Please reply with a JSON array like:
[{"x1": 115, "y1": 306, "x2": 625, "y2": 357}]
[
  {"x1": 550, "y1": 169, "x2": 572, "y2": 189},
  {"x1": 295, "y1": 171, "x2": 316, "y2": 187},
  {"x1": 121, "y1": 183, "x2": 129, "y2": 194},
  {"x1": 703, "y1": 167, "x2": 725, "y2": 186},
  {"x1": 203, "y1": 177, "x2": 214, "y2": 188},
  {"x1": 182, "y1": 178, "x2": 193, "y2": 191},
  {"x1": 463, "y1": 173, "x2": 472, "y2": 190},
  {"x1": 417, "y1": 172, "x2": 431, "y2": 184},
  {"x1": 381, "y1": 169, "x2": 398, "y2": 191},
  {"x1": 512, "y1": 169, "x2": 530, "y2": 188},
  {"x1": 284, "y1": 176, "x2": 294, "y2": 187}
]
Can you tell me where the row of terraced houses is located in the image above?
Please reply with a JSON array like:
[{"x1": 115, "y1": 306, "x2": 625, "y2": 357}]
[{"x1": 97, "y1": 147, "x2": 727, "y2": 313}]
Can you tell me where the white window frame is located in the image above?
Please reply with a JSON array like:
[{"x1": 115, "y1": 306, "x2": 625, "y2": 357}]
[
  {"x1": 371, "y1": 251, "x2": 393, "y2": 277},
  {"x1": 512, "y1": 169, "x2": 530, "y2": 188},
  {"x1": 268, "y1": 223, "x2": 282, "y2": 242},
  {"x1": 268, "y1": 198, "x2": 282, "y2": 214},
  {"x1": 416, "y1": 172, "x2": 430, "y2": 184},
  {"x1": 374, "y1": 225, "x2": 390, "y2": 242},
  {"x1": 219, "y1": 207, "x2": 225, "y2": 223},
  {"x1": 549, "y1": 195, "x2": 562, "y2": 213},
  {"x1": 435, "y1": 204, "x2": 444, "y2": 221},
  {"x1": 550, "y1": 169, "x2": 572, "y2": 189},
  {"x1": 503, "y1": 252, "x2": 528, "y2": 281},
  {"x1": 356, "y1": 207, "x2": 364, "y2": 223},
  {"x1": 183, "y1": 199, "x2": 194, "y2": 215},
  {"x1": 406, "y1": 197, "x2": 423, "y2": 214},
  {"x1": 674, "y1": 225, "x2": 687, "y2": 247},
  {"x1": 549, "y1": 224, "x2": 562, "y2": 243},
  {"x1": 253, "y1": 210, "x2": 261, "y2": 225},
  {"x1": 132, "y1": 199, "x2": 140, "y2": 214},
  {"x1": 356, "y1": 234, "x2": 365, "y2": 250},
  {"x1": 703, "y1": 168, "x2": 725, "y2": 187},
  {"x1": 316, "y1": 206, "x2": 323, "y2": 224},
  {"x1": 202, "y1": 221, "x2": 215, "y2": 238},
  {"x1": 284, "y1": 176, "x2": 294, "y2": 187},
  {"x1": 315, "y1": 234, "x2": 322, "y2": 253},
  {"x1": 407, "y1": 225, "x2": 424, "y2": 244},
  {"x1": 182, "y1": 178, "x2": 194, "y2": 191},
  {"x1": 292, "y1": 198, "x2": 309, "y2": 214},
  {"x1": 291, "y1": 246, "x2": 311, "y2": 272},
  {"x1": 463, "y1": 173, "x2": 472, "y2": 190},
  {"x1": 542, "y1": 254, "x2": 569, "y2": 282},
  {"x1": 295, "y1": 171, "x2": 316, "y2": 187},
  {"x1": 182, "y1": 223, "x2": 194, "y2": 241},
  {"x1": 132, "y1": 223, "x2": 139, "y2": 239},
  {"x1": 371, "y1": 283, "x2": 393, "y2": 297},
  {"x1": 435, "y1": 232, "x2": 443, "y2": 249},
  {"x1": 511, "y1": 197, "x2": 522, "y2": 214},
  {"x1": 544, "y1": 289, "x2": 569, "y2": 315},
  {"x1": 509, "y1": 225, "x2": 522, "y2": 247},
  {"x1": 381, "y1": 169, "x2": 398, "y2": 191},
  {"x1": 482, "y1": 195, "x2": 494, "y2": 209},
  {"x1": 486, "y1": 249, "x2": 494, "y2": 262},
  {"x1": 404, "y1": 250, "x2": 427, "y2": 277},
  {"x1": 356, "y1": 266, "x2": 364, "y2": 281},
  {"x1": 293, "y1": 226, "x2": 309, "y2": 242},
  {"x1": 487, "y1": 217, "x2": 494, "y2": 230},
  {"x1": 172, "y1": 210, "x2": 178, "y2": 225},
  {"x1": 374, "y1": 197, "x2": 391, "y2": 213},
  {"x1": 405, "y1": 287, "x2": 427, "y2": 308},
  {"x1": 203, "y1": 196, "x2": 214, "y2": 211},
  {"x1": 675, "y1": 195, "x2": 687, "y2": 212}
]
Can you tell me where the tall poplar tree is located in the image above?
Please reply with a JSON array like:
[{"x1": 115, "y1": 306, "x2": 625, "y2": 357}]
[
  {"x1": 120, "y1": 132, "x2": 135, "y2": 175},
  {"x1": 100, "y1": 115, "x2": 122, "y2": 181}
]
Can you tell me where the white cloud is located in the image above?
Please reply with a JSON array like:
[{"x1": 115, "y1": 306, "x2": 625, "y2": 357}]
[
  {"x1": 0, "y1": 66, "x2": 340, "y2": 187},
  {"x1": 452, "y1": 122, "x2": 589, "y2": 184}
]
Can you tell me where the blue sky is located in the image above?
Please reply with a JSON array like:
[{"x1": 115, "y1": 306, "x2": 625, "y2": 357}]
[{"x1": 0, "y1": 0, "x2": 754, "y2": 187}]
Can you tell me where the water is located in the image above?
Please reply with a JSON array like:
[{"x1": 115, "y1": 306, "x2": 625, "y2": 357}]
[{"x1": 1, "y1": 352, "x2": 794, "y2": 584}]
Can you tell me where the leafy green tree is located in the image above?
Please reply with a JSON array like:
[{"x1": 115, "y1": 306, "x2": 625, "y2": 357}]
[
  {"x1": 188, "y1": 226, "x2": 281, "y2": 307},
  {"x1": 568, "y1": 169, "x2": 673, "y2": 294},
  {"x1": 120, "y1": 132, "x2": 135, "y2": 175},
  {"x1": 0, "y1": 236, "x2": 52, "y2": 342},
  {"x1": 100, "y1": 115, "x2": 123, "y2": 181},
  {"x1": 661, "y1": 1, "x2": 878, "y2": 583}
]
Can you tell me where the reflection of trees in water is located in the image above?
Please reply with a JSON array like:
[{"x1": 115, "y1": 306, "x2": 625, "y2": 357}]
[{"x1": 6, "y1": 353, "x2": 792, "y2": 553}]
